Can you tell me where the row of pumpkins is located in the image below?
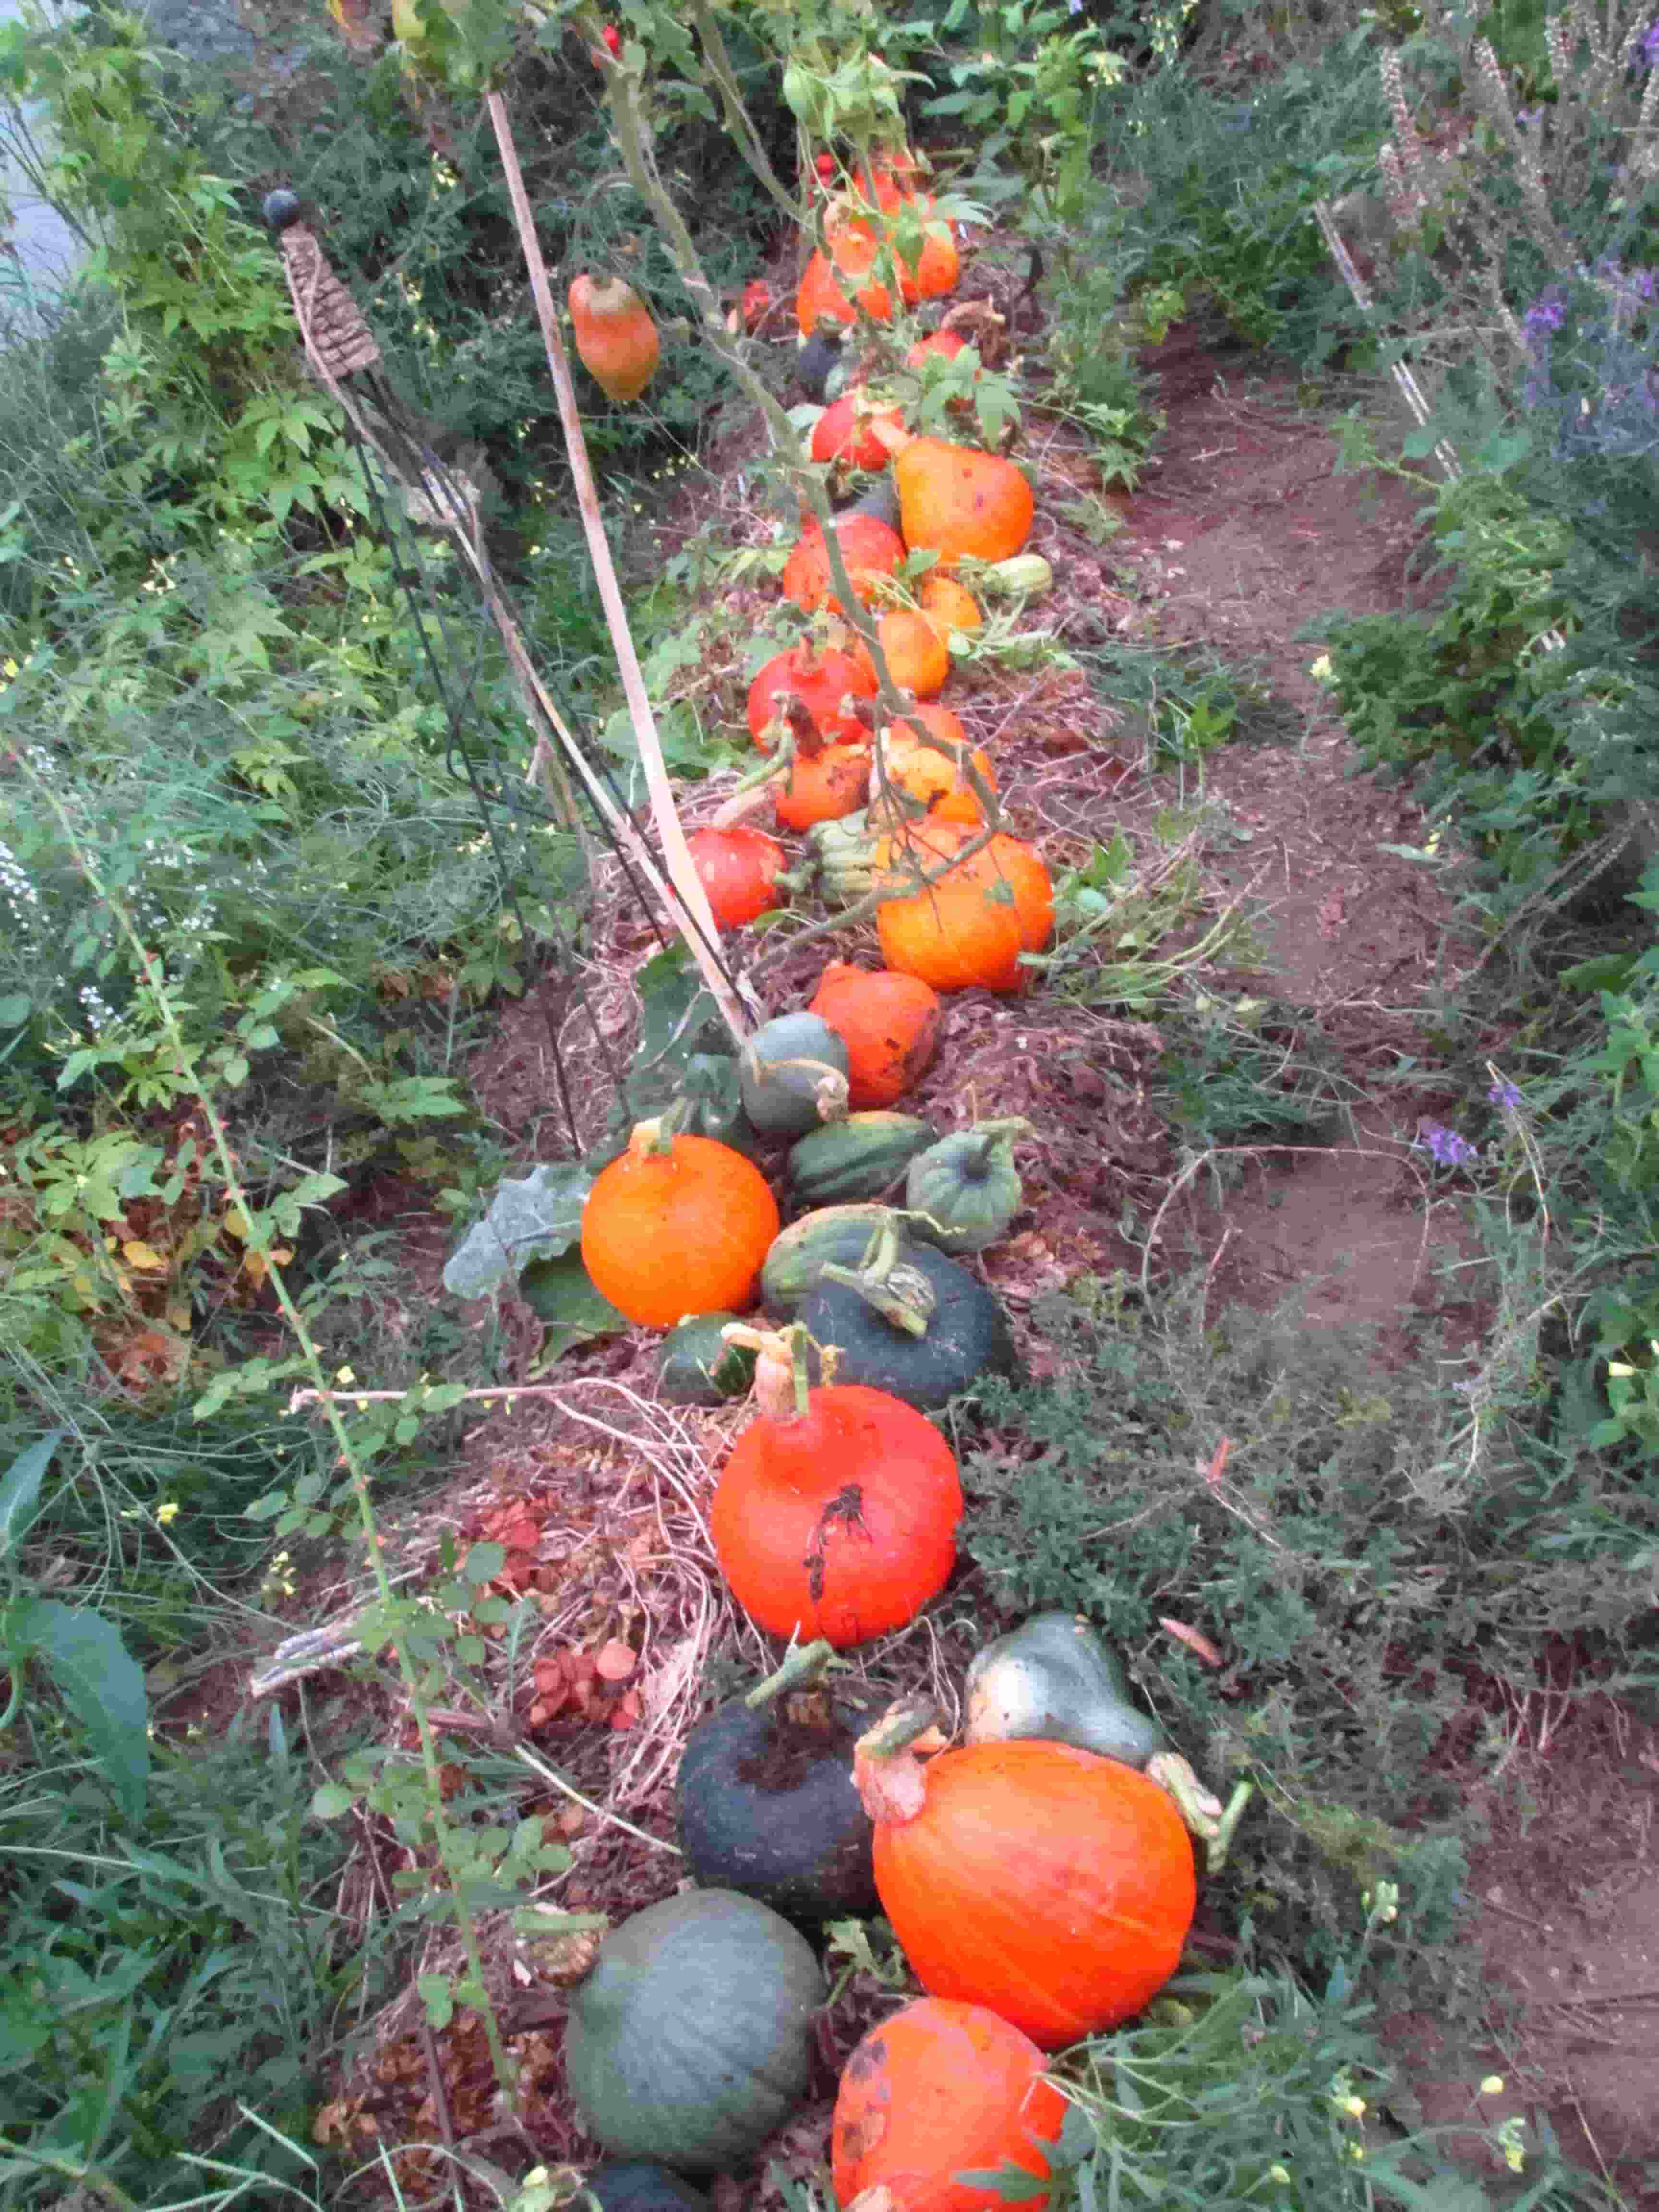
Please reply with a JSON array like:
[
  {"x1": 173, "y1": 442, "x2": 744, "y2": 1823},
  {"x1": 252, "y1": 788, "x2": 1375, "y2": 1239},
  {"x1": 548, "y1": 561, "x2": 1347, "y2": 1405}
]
[{"x1": 562, "y1": 151, "x2": 1209, "y2": 2212}]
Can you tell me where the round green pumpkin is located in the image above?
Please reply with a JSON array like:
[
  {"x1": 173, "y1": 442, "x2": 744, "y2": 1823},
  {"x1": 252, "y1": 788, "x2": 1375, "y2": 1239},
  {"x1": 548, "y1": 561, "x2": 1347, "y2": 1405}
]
[
  {"x1": 583, "y1": 2167, "x2": 711, "y2": 2212},
  {"x1": 798, "y1": 1240, "x2": 1017, "y2": 1408},
  {"x1": 564, "y1": 1889, "x2": 825, "y2": 2172},
  {"x1": 904, "y1": 1120, "x2": 1028, "y2": 1253},
  {"x1": 656, "y1": 1313, "x2": 757, "y2": 1406},
  {"x1": 678, "y1": 1691, "x2": 878, "y2": 1923},
  {"x1": 738, "y1": 1013, "x2": 850, "y2": 1136}
]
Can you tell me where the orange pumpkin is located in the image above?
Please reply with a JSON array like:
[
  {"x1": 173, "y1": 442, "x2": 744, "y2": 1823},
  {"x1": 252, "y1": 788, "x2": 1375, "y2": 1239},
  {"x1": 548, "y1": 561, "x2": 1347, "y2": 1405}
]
[
  {"x1": 685, "y1": 822, "x2": 786, "y2": 927},
  {"x1": 774, "y1": 744, "x2": 871, "y2": 832},
  {"x1": 797, "y1": 245, "x2": 892, "y2": 334},
  {"x1": 856, "y1": 1726, "x2": 1197, "y2": 2048},
  {"x1": 829, "y1": 204, "x2": 958, "y2": 307},
  {"x1": 746, "y1": 642, "x2": 877, "y2": 751},
  {"x1": 710, "y1": 1351, "x2": 962, "y2": 1648},
  {"x1": 567, "y1": 272, "x2": 659, "y2": 405},
  {"x1": 877, "y1": 608, "x2": 950, "y2": 699},
  {"x1": 782, "y1": 515, "x2": 906, "y2": 617},
  {"x1": 581, "y1": 1124, "x2": 780, "y2": 1330},
  {"x1": 894, "y1": 437, "x2": 1034, "y2": 568},
  {"x1": 906, "y1": 329, "x2": 970, "y2": 370},
  {"x1": 809, "y1": 961, "x2": 941, "y2": 1107},
  {"x1": 875, "y1": 822, "x2": 1051, "y2": 992},
  {"x1": 811, "y1": 389, "x2": 907, "y2": 471},
  {"x1": 831, "y1": 1997, "x2": 1070, "y2": 2212},
  {"x1": 879, "y1": 722, "x2": 997, "y2": 827},
  {"x1": 919, "y1": 573, "x2": 982, "y2": 639}
]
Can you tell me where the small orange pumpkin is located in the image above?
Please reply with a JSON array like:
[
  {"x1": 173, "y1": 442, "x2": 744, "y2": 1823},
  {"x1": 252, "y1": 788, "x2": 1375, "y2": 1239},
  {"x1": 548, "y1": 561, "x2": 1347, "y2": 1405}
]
[
  {"x1": 811, "y1": 389, "x2": 907, "y2": 472},
  {"x1": 581, "y1": 1123, "x2": 780, "y2": 1329},
  {"x1": 831, "y1": 1997, "x2": 1070, "y2": 2212},
  {"x1": 809, "y1": 961, "x2": 941, "y2": 1107},
  {"x1": 878, "y1": 721, "x2": 997, "y2": 827},
  {"x1": 567, "y1": 272, "x2": 659, "y2": 404},
  {"x1": 874, "y1": 822, "x2": 1051, "y2": 993},
  {"x1": 774, "y1": 744, "x2": 871, "y2": 832},
  {"x1": 782, "y1": 515, "x2": 906, "y2": 618},
  {"x1": 877, "y1": 608, "x2": 950, "y2": 699},
  {"x1": 796, "y1": 246, "x2": 892, "y2": 334},
  {"x1": 685, "y1": 822, "x2": 787, "y2": 927},
  {"x1": 894, "y1": 436, "x2": 1034, "y2": 568},
  {"x1": 746, "y1": 641, "x2": 877, "y2": 751},
  {"x1": 919, "y1": 573, "x2": 982, "y2": 640}
]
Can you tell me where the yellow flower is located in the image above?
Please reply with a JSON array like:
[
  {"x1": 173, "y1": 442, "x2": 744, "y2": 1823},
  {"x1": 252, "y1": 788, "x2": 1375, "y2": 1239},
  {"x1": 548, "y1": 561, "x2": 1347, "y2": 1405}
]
[
  {"x1": 1480, "y1": 2075, "x2": 1505, "y2": 2096},
  {"x1": 1349, "y1": 2142, "x2": 1366, "y2": 2162},
  {"x1": 1268, "y1": 2166, "x2": 1292, "y2": 2186},
  {"x1": 1343, "y1": 2095, "x2": 1368, "y2": 2120},
  {"x1": 1308, "y1": 652, "x2": 1334, "y2": 683},
  {"x1": 336, "y1": 1364, "x2": 356, "y2": 1385},
  {"x1": 1504, "y1": 2142, "x2": 1526, "y2": 2174},
  {"x1": 156, "y1": 1501, "x2": 180, "y2": 1526}
]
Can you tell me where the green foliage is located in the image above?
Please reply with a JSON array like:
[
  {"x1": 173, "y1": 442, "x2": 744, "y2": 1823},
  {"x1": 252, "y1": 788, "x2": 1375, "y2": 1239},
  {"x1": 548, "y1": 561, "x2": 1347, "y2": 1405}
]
[
  {"x1": 0, "y1": 1713, "x2": 362, "y2": 2210},
  {"x1": 961, "y1": 1274, "x2": 1654, "y2": 1982}
]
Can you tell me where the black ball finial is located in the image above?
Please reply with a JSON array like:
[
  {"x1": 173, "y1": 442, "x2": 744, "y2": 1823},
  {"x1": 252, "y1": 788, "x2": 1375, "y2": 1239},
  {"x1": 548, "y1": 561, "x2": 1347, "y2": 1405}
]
[{"x1": 262, "y1": 189, "x2": 304, "y2": 235}]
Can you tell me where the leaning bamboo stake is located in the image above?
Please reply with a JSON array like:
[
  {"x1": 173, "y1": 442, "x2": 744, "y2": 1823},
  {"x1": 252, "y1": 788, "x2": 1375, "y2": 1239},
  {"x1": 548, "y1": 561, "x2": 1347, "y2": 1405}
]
[{"x1": 485, "y1": 88, "x2": 751, "y2": 1044}]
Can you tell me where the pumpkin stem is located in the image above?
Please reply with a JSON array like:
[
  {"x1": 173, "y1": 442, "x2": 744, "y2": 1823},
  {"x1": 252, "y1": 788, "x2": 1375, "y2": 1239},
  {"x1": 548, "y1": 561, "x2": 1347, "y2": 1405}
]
[
  {"x1": 1145, "y1": 1753, "x2": 1253, "y2": 1870},
  {"x1": 744, "y1": 1636, "x2": 841, "y2": 1709},
  {"x1": 817, "y1": 1256, "x2": 936, "y2": 1336},
  {"x1": 628, "y1": 1108, "x2": 686, "y2": 1157},
  {"x1": 852, "y1": 1695, "x2": 950, "y2": 1825},
  {"x1": 725, "y1": 1321, "x2": 817, "y2": 1422},
  {"x1": 756, "y1": 1054, "x2": 851, "y2": 1125}
]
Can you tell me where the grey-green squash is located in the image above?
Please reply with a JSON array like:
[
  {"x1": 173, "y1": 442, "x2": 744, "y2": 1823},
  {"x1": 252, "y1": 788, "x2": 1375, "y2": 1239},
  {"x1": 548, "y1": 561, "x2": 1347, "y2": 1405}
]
[
  {"x1": 904, "y1": 1118, "x2": 1031, "y2": 1253},
  {"x1": 738, "y1": 1012, "x2": 850, "y2": 1136},
  {"x1": 563, "y1": 1889, "x2": 825, "y2": 2172},
  {"x1": 962, "y1": 1611, "x2": 1166, "y2": 1767},
  {"x1": 655, "y1": 1312, "x2": 757, "y2": 1405},
  {"x1": 760, "y1": 1203, "x2": 906, "y2": 1314}
]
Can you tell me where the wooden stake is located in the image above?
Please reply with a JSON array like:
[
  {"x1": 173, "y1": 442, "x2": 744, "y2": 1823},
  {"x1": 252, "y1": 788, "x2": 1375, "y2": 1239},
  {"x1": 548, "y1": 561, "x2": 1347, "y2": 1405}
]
[{"x1": 485, "y1": 88, "x2": 750, "y2": 1044}]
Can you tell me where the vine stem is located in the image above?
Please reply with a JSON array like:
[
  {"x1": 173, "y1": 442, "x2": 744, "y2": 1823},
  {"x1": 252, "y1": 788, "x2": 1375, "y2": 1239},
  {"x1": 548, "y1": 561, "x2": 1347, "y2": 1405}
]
[
  {"x1": 18, "y1": 763, "x2": 523, "y2": 2121},
  {"x1": 483, "y1": 86, "x2": 750, "y2": 1046}
]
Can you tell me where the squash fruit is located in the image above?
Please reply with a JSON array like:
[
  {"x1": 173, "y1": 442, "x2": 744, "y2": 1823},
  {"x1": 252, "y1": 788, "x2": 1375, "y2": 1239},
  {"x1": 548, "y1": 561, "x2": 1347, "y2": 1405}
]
[
  {"x1": 808, "y1": 962, "x2": 942, "y2": 1108},
  {"x1": 678, "y1": 1644, "x2": 878, "y2": 1922},
  {"x1": 797, "y1": 1228, "x2": 1017, "y2": 1409},
  {"x1": 738, "y1": 1011, "x2": 851, "y2": 1135},
  {"x1": 963, "y1": 1612, "x2": 1166, "y2": 1768},
  {"x1": 832, "y1": 1997, "x2": 1069, "y2": 2212},
  {"x1": 582, "y1": 1122, "x2": 780, "y2": 1330},
  {"x1": 855, "y1": 1713, "x2": 1196, "y2": 2048},
  {"x1": 564, "y1": 1888, "x2": 825, "y2": 2170},
  {"x1": 788, "y1": 1113, "x2": 939, "y2": 1206},
  {"x1": 893, "y1": 437, "x2": 1034, "y2": 568},
  {"x1": 568, "y1": 273, "x2": 659, "y2": 405},
  {"x1": 904, "y1": 1120, "x2": 1029, "y2": 1252}
]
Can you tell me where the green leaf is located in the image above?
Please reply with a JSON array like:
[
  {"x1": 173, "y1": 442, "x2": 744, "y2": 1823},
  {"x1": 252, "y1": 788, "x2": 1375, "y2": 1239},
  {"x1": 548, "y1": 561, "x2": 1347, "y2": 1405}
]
[
  {"x1": 311, "y1": 1782, "x2": 355, "y2": 1820},
  {"x1": 443, "y1": 1162, "x2": 594, "y2": 1298},
  {"x1": 11, "y1": 1598, "x2": 149, "y2": 1820},
  {"x1": 0, "y1": 994, "x2": 30, "y2": 1027},
  {"x1": 517, "y1": 1248, "x2": 629, "y2": 1359},
  {"x1": 417, "y1": 1974, "x2": 454, "y2": 2031},
  {"x1": 0, "y1": 1431, "x2": 64, "y2": 1560},
  {"x1": 463, "y1": 1541, "x2": 506, "y2": 1584}
]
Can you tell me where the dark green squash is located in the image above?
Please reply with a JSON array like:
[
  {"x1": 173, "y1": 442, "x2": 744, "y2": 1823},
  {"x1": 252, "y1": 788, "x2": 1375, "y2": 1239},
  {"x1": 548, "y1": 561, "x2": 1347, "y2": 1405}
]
[
  {"x1": 738, "y1": 1012, "x2": 850, "y2": 1136},
  {"x1": 963, "y1": 1611, "x2": 1166, "y2": 1768},
  {"x1": 760, "y1": 1204, "x2": 906, "y2": 1314},
  {"x1": 904, "y1": 1118, "x2": 1031, "y2": 1253},
  {"x1": 656, "y1": 1313, "x2": 757, "y2": 1405},
  {"x1": 583, "y1": 2167, "x2": 711, "y2": 2212},
  {"x1": 564, "y1": 1889, "x2": 824, "y2": 2172},
  {"x1": 797, "y1": 1236, "x2": 1017, "y2": 1409},
  {"x1": 789, "y1": 1111, "x2": 939, "y2": 1206},
  {"x1": 677, "y1": 1643, "x2": 877, "y2": 1923}
]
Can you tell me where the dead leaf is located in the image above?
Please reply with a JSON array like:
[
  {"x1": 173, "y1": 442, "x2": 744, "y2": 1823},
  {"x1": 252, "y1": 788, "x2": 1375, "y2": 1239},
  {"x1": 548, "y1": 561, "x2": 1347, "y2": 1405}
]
[
  {"x1": 609, "y1": 1686, "x2": 642, "y2": 1731},
  {"x1": 1159, "y1": 1617, "x2": 1224, "y2": 1668},
  {"x1": 593, "y1": 1638, "x2": 637, "y2": 1682},
  {"x1": 1317, "y1": 889, "x2": 1347, "y2": 935}
]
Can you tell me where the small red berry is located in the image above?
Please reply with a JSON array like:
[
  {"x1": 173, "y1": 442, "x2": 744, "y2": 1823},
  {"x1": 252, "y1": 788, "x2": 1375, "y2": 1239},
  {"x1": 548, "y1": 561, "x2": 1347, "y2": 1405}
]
[
  {"x1": 815, "y1": 151, "x2": 837, "y2": 181},
  {"x1": 602, "y1": 22, "x2": 622, "y2": 54}
]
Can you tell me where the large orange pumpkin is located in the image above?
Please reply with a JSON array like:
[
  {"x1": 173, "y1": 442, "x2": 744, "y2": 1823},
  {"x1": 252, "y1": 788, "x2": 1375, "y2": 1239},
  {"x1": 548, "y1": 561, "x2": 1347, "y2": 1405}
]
[
  {"x1": 875, "y1": 822, "x2": 1052, "y2": 993},
  {"x1": 877, "y1": 608, "x2": 950, "y2": 699},
  {"x1": 809, "y1": 961, "x2": 941, "y2": 1108},
  {"x1": 581, "y1": 1125, "x2": 780, "y2": 1329},
  {"x1": 856, "y1": 1725, "x2": 1197, "y2": 2048},
  {"x1": 894, "y1": 437, "x2": 1034, "y2": 568},
  {"x1": 831, "y1": 1997, "x2": 1069, "y2": 2212},
  {"x1": 710, "y1": 1350, "x2": 962, "y2": 1648},
  {"x1": 746, "y1": 641, "x2": 878, "y2": 751},
  {"x1": 567, "y1": 273, "x2": 659, "y2": 405},
  {"x1": 782, "y1": 515, "x2": 906, "y2": 618}
]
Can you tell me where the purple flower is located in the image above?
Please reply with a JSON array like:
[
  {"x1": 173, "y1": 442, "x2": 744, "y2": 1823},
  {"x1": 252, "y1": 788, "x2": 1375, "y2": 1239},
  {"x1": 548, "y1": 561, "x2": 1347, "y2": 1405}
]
[
  {"x1": 1524, "y1": 289, "x2": 1567, "y2": 335},
  {"x1": 1415, "y1": 1120, "x2": 1478, "y2": 1168},
  {"x1": 1644, "y1": 19, "x2": 1659, "y2": 66},
  {"x1": 1488, "y1": 1076, "x2": 1523, "y2": 1114}
]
